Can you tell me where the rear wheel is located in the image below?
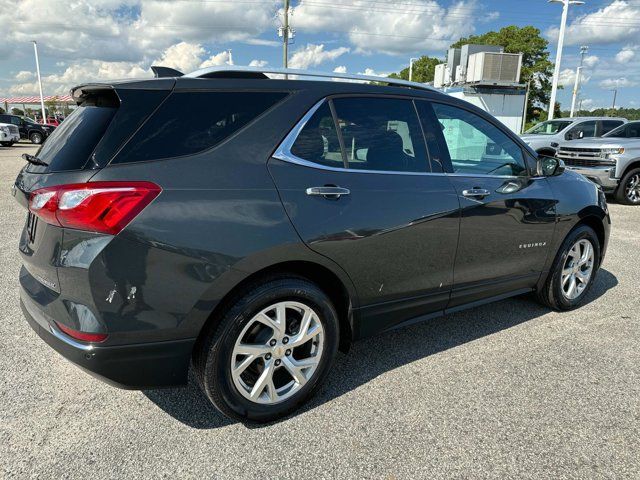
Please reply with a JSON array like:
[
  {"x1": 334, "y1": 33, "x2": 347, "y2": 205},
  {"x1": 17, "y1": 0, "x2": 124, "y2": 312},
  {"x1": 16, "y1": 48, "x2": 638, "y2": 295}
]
[
  {"x1": 29, "y1": 132, "x2": 43, "y2": 144},
  {"x1": 0, "y1": 142, "x2": 14, "y2": 147},
  {"x1": 615, "y1": 167, "x2": 640, "y2": 205},
  {"x1": 193, "y1": 276, "x2": 339, "y2": 422},
  {"x1": 537, "y1": 225, "x2": 600, "y2": 310}
]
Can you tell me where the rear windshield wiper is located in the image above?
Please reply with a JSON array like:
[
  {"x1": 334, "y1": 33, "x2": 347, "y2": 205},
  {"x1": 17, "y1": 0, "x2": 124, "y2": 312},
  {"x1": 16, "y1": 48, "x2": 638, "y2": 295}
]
[{"x1": 22, "y1": 153, "x2": 49, "y2": 167}]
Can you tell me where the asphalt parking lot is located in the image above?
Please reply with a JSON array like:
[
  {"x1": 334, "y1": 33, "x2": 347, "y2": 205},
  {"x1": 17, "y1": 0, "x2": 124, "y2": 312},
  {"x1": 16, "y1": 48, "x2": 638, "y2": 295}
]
[{"x1": 1, "y1": 143, "x2": 638, "y2": 479}]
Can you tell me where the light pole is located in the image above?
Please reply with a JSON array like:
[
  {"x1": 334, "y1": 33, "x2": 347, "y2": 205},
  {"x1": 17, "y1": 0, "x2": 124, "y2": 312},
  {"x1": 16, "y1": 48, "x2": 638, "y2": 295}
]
[
  {"x1": 611, "y1": 88, "x2": 618, "y2": 109},
  {"x1": 32, "y1": 41, "x2": 46, "y2": 123},
  {"x1": 548, "y1": 0, "x2": 585, "y2": 120},
  {"x1": 409, "y1": 57, "x2": 418, "y2": 82},
  {"x1": 570, "y1": 45, "x2": 588, "y2": 117}
]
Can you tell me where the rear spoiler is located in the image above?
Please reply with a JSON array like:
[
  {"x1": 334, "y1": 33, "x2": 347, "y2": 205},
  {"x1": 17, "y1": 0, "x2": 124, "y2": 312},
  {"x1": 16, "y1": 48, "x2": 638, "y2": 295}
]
[
  {"x1": 70, "y1": 77, "x2": 176, "y2": 105},
  {"x1": 151, "y1": 66, "x2": 184, "y2": 78}
]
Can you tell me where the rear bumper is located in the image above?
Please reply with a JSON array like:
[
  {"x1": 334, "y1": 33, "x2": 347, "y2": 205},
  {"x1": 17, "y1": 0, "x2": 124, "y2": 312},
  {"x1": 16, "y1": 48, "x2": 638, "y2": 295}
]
[
  {"x1": 565, "y1": 165, "x2": 619, "y2": 191},
  {"x1": 21, "y1": 290, "x2": 194, "y2": 389}
]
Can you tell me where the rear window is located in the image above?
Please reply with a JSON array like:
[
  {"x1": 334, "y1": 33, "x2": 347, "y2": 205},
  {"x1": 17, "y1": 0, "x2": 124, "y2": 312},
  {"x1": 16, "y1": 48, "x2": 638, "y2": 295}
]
[
  {"x1": 27, "y1": 94, "x2": 117, "y2": 173},
  {"x1": 112, "y1": 91, "x2": 288, "y2": 164}
]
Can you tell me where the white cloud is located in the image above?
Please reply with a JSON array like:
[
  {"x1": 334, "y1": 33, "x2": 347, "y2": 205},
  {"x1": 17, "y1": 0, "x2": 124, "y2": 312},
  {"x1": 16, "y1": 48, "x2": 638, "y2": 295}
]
[
  {"x1": 200, "y1": 51, "x2": 232, "y2": 68},
  {"x1": 289, "y1": 44, "x2": 350, "y2": 69},
  {"x1": 249, "y1": 59, "x2": 268, "y2": 68},
  {"x1": 558, "y1": 68, "x2": 591, "y2": 87},
  {"x1": 583, "y1": 55, "x2": 599, "y2": 68},
  {"x1": 9, "y1": 60, "x2": 149, "y2": 96},
  {"x1": 292, "y1": 0, "x2": 480, "y2": 55},
  {"x1": 333, "y1": 66, "x2": 347, "y2": 73},
  {"x1": 15, "y1": 71, "x2": 34, "y2": 81},
  {"x1": 599, "y1": 77, "x2": 638, "y2": 88},
  {"x1": 615, "y1": 47, "x2": 635, "y2": 63},
  {"x1": 153, "y1": 42, "x2": 206, "y2": 73},
  {"x1": 547, "y1": 1, "x2": 640, "y2": 46}
]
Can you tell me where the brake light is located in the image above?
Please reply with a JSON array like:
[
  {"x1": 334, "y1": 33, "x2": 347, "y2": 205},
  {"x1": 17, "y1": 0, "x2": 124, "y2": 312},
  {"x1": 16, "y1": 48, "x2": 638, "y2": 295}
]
[
  {"x1": 55, "y1": 321, "x2": 108, "y2": 343},
  {"x1": 29, "y1": 181, "x2": 161, "y2": 235}
]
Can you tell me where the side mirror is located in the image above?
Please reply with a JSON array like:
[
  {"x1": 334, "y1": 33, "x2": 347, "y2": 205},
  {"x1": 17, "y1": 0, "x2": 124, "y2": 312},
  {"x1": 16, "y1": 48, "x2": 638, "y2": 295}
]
[{"x1": 538, "y1": 155, "x2": 565, "y2": 176}]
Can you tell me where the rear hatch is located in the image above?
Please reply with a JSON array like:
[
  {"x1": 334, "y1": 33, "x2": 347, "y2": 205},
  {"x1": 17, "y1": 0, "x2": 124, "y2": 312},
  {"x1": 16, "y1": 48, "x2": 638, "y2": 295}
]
[{"x1": 13, "y1": 81, "x2": 173, "y2": 296}]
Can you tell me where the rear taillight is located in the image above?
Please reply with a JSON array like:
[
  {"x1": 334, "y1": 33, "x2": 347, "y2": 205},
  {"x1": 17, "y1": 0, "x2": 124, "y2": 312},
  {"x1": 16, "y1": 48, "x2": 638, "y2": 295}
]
[
  {"x1": 55, "y1": 321, "x2": 108, "y2": 343},
  {"x1": 29, "y1": 181, "x2": 161, "y2": 235}
]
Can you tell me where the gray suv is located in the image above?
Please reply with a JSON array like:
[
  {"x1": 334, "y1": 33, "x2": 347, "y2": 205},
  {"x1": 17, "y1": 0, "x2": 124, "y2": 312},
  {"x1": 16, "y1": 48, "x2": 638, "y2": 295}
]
[
  {"x1": 14, "y1": 67, "x2": 611, "y2": 422},
  {"x1": 557, "y1": 121, "x2": 640, "y2": 204}
]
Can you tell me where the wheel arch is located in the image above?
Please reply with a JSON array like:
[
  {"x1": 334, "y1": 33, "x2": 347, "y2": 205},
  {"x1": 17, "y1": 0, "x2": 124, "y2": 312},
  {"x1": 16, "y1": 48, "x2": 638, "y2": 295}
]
[
  {"x1": 619, "y1": 159, "x2": 640, "y2": 179},
  {"x1": 575, "y1": 215, "x2": 606, "y2": 260},
  {"x1": 193, "y1": 260, "x2": 356, "y2": 358}
]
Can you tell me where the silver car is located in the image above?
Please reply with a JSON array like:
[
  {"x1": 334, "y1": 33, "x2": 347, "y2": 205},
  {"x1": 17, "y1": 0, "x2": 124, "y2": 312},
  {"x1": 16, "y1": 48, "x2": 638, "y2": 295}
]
[
  {"x1": 521, "y1": 117, "x2": 627, "y2": 157},
  {"x1": 556, "y1": 121, "x2": 640, "y2": 205}
]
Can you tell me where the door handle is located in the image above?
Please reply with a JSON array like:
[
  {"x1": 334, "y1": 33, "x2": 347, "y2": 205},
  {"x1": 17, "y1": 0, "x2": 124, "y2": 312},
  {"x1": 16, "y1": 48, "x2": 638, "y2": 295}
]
[
  {"x1": 305, "y1": 186, "x2": 350, "y2": 199},
  {"x1": 462, "y1": 188, "x2": 491, "y2": 198}
]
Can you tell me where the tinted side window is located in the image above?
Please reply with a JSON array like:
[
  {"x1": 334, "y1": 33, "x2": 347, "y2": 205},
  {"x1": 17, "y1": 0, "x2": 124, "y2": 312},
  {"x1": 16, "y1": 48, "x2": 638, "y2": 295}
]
[
  {"x1": 430, "y1": 103, "x2": 526, "y2": 176},
  {"x1": 290, "y1": 102, "x2": 344, "y2": 168},
  {"x1": 332, "y1": 97, "x2": 429, "y2": 172},
  {"x1": 113, "y1": 91, "x2": 287, "y2": 164},
  {"x1": 601, "y1": 120, "x2": 624, "y2": 135},
  {"x1": 565, "y1": 121, "x2": 596, "y2": 140},
  {"x1": 0, "y1": 115, "x2": 8, "y2": 123},
  {"x1": 627, "y1": 123, "x2": 640, "y2": 138},
  {"x1": 11, "y1": 117, "x2": 21, "y2": 126}
]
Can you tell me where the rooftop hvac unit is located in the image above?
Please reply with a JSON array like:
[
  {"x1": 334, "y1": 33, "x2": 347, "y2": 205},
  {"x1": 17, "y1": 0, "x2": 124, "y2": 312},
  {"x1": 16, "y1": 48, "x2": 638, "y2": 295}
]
[
  {"x1": 434, "y1": 63, "x2": 446, "y2": 88},
  {"x1": 455, "y1": 64, "x2": 464, "y2": 84},
  {"x1": 466, "y1": 52, "x2": 522, "y2": 84}
]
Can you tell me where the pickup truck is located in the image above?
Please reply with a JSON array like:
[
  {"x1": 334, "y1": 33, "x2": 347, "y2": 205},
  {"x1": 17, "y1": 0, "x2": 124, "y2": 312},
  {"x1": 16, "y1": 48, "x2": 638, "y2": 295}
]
[
  {"x1": 556, "y1": 121, "x2": 640, "y2": 205},
  {"x1": 0, "y1": 122, "x2": 20, "y2": 146},
  {"x1": 521, "y1": 117, "x2": 627, "y2": 157}
]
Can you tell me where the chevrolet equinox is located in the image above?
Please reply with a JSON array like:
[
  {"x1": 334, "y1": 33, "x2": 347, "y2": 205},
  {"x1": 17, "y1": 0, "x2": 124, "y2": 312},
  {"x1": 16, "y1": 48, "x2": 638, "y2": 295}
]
[{"x1": 14, "y1": 67, "x2": 611, "y2": 422}]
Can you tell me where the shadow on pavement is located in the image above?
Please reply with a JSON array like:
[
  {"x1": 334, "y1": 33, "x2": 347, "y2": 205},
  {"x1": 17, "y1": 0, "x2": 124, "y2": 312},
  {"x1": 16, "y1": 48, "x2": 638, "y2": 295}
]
[{"x1": 143, "y1": 268, "x2": 618, "y2": 430}]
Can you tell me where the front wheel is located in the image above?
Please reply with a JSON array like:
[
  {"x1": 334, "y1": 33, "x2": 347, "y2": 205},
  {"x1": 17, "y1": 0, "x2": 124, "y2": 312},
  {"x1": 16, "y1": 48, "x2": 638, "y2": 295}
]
[
  {"x1": 615, "y1": 167, "x2": 640, "y2": 205},
  {"x1": 537, "y1": 225, "x2": 600, "y2": 310},
  {"x1": 29, "y1": 132, "x2": 43, "y2": 144},
  {"x1": 193, "y1": 276, "x2": 339, "y2": 422}
]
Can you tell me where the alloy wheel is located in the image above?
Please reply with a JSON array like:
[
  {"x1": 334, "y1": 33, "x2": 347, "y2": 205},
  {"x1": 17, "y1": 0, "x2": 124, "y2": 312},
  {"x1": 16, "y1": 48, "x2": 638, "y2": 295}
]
[
  {"x1": 561, "y1": 239, "x2": 595, "y2": 300},
  {"x1": 230, "y1": 301, "x2": 324, "y2": 404},
  {"x1": 624, "y1": 173, "x2": 640, "y2": 203}
]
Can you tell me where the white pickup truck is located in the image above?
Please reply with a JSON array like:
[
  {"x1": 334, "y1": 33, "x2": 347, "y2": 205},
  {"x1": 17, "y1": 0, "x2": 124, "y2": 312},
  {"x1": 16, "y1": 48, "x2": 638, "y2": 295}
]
[
  {"x1": 0, "y1": 121, "x2": 20, "y2": 147},
  {"x1": 556, "y1": 121, "x2": 640, "y2": 205},
  {"x1": 521, "y1": 117, "x2": 627, "y2": 157}
]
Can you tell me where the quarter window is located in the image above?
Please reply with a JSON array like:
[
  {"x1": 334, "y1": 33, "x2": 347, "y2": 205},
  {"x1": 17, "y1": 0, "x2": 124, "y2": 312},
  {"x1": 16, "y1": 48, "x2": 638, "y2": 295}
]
[
  {"x1": 430, "y1": 103, "x2": 526, "y2": 176},
  {"x1": 113, "y1": 91, "x2": 287, "y2": 164}
]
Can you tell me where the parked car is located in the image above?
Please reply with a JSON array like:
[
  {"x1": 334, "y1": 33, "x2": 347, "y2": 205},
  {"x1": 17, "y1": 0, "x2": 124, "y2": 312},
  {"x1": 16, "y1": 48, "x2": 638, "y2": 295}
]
[
  {"x1": 0, "y1": 121, "x2": 20, "y2": 146},
  {"x1": 14, "y1": 68, "x2": 610, "y2": 422},
  {"x1": 38, "y1": 116, "x2": 61, "y2": 127},
  {"x1": 521, "y1": 117, "x2": 627, "y2": 156},
  {"x1": 0, "y1": 114, "x2": 55, "y2": 144},
  {"x1": 557, "y1": 120, "x2": 640, "y2": 205}
]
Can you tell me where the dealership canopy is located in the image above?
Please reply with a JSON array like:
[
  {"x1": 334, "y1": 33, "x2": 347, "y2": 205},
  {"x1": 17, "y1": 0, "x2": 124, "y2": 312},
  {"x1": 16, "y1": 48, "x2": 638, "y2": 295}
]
[{"x1": 0, "y1": 95, "x2": 73, "y2": 104}]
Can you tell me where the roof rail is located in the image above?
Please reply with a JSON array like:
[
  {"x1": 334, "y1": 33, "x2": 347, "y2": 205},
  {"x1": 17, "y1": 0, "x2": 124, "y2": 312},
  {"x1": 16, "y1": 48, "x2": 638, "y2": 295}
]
[{"x1": 183, "y1": 66, "x2": 437, "y2": 92}]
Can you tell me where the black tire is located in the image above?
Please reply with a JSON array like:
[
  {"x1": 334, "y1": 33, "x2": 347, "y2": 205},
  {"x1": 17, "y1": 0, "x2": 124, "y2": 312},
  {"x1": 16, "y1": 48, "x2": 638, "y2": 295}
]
[
  {"x1": 614, "y1": 167, "x2": 640, "y2": 205},
  {"x1": 193, "y1": 276, "x2": 339, "y2": 423},
  {"x1": 0, "y1": 142, "x2": 14, "y2": 147},
  {"x1": 29, "y1": 132, "x2": 43, "y2": 144},
  {"x1": 537, "y1": 225, "x2": 600, "y2": 311}
]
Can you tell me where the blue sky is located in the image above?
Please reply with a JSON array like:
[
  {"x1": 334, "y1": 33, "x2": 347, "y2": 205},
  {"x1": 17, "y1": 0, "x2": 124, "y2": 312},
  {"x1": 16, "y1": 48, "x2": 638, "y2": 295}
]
[{"x1": 2, "y1": 0, "x2": 639, "y2": 111}]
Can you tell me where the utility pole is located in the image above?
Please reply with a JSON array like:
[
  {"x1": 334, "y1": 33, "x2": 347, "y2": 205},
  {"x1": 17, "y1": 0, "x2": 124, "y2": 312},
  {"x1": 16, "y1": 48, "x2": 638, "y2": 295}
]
[
  {"x1": 281, "y1": 0, "x2": 290, "y2": 69},
  {"x1": 522, "y1": 78, "x2": 531, "y2": 134},
  {"x1": 548, "y1": 0, "x2": 585, "y2": 120},
  {"x1": 570, "y1": 45, "x2": 588, "y2": 117},
  {"x1": 611, "y1": 88, "x2": 618, "y2": 109},
  {"x1": 32, "y1": 41, "x2": 46, "y2": 123},
  {"x1": 409, "y1": 57, "x2": 418, "y2": 82}
]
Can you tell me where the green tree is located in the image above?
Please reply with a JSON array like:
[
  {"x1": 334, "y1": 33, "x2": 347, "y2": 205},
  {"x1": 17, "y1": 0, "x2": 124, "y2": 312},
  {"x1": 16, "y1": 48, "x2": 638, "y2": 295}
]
[
  {"x1": 451, "y1": 25, "x2": 554, "y2": 123},
  {"x1": 11, "y1": 107, "x2": 24, "y2": 116},
  {"x1": 388, "y1": 56, "x2": 443, "y2": 83}
]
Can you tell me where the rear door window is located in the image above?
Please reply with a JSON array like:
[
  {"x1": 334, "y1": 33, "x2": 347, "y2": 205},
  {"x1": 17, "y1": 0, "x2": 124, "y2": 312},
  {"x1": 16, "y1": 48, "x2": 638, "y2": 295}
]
[
  {"x1": 290, "y1": 102, "x2": 344, "y2": 168},
  {"x1": 565, "y1": 121, "x2": 597, "y2": 140},
  {"x1": 331, "y1": 97, "x2": 429, "y2": 173},
  {"x1": 112, "y1": 91, "x2": 288, "y2": 164}
]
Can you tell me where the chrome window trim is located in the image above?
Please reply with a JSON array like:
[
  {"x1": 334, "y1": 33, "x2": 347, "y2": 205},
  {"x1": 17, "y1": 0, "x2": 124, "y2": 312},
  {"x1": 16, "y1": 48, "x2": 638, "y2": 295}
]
[{"x1": 271, "y1": 97, "x2": 522, "y2": 180}]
